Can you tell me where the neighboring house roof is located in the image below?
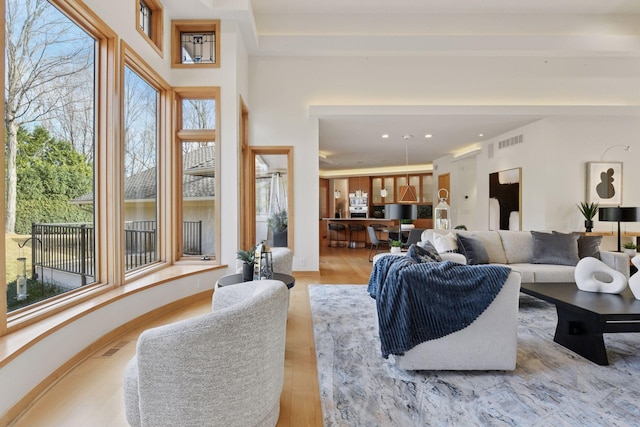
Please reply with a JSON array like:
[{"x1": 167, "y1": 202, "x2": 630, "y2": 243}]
[{"x1": 71, "y1": 145, "x2": 215, "y2": 204}]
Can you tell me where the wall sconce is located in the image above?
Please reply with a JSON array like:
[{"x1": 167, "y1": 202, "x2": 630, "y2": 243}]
[
  {"x1": 334, "y1": 190, "x2": 341, "y2": 199},
  {"x1": 380, "y1": 188, "x2": 388, "y2": 198}
]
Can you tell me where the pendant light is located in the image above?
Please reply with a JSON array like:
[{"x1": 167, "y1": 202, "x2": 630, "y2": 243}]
[{"x1": 398, "y1": 136, "x2": 417, "y2": 203}]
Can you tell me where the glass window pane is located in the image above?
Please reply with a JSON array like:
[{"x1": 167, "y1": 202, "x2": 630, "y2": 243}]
[
  {"x1": 139, "y1": 1, "x2": 152, "y2": 36},
  {"x1": 5, "y1": 0, "x2": 96, "y2": 312},
  {"x1": 123, "y1": 66, "x2": 158, "y2": 271},
  {"x1": 181, "y1": 32, "x2": 216, "y2": 64},
  {"x1": 182, "y1": 142, "x2": 215, "y2": 257},
  {"x1": 181, "y1": 99, "x2": 215, "y2": 130}
]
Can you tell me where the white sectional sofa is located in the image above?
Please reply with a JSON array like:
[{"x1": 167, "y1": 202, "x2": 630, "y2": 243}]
[{"x1": 421, "y1": 229, "x2": 630, "y2": 283}]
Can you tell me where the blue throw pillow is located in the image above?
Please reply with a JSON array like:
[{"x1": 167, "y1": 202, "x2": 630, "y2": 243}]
[
  {"x1": 407, "y1": 242, "x2": 442, "y2": 263},
  {"x1": 456, "y1": 234, "x2": 490, "y2": 265}
]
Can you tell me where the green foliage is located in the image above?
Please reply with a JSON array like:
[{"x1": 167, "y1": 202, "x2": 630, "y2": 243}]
[
  {"x1": 623, "y1": 241, "x2": 637, "y2": 250},
  {"x1": 577, "y1": 202, "x2": 599, "y2": 220},
  {"x1": 455, "y1": 225, "x2": 468, "y2": 230},
  {"x1": 13, "y1": 126, "x2": 93, "y2": 234},
  {"x1": 390, "y1": 239, "x2": 402, "y2": 247},
  {"x1": 15, "y1": 200, "x2": 92, "y2": 234},
  {"x1": 236, "y1": 246, "x2": 256, "y2": 265},
  {"x1": 268, "y1": 210, "x2": 288, "y2": 233},
  {"x1": 6, "y1": 278, "x2": 68, "y2": 312}
]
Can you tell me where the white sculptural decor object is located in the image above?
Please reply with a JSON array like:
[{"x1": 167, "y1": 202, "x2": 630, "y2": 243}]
[
  {"x1": 629, "y1": 255, "x2": 640, "y2": 300},
  {"x1": 574, "y1": 257, "x2": 628, "y2": 294}
]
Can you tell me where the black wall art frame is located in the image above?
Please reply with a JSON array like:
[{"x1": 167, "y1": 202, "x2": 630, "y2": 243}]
[
  {"x1": 587, "y1": 162, "x2": 622, "y2": 206},
  {"x1": 489, "y1": 167, "x2": 522, "y2": 231}
]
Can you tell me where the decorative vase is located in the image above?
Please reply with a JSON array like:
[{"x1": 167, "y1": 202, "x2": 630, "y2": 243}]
[
  {"x1": 390, "y1": 246, "x2": 401, "y2": 254},
  {"x1": 242, "y1": 263, "x2": 254, "y2": 281},
  {"x1": 624, "y1": 248, "x2": 637, "y2": 258},
  {"x1": 584, "y1": 220, "x2": 593, "y2": 232}
]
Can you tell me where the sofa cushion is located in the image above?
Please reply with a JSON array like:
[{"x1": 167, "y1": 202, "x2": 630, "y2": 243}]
[
  {"x1": 457, "y1": 231, "x2": 507, "y2": 264},
  {"x1": 407, "y1": 242, "x2": 442, "y2": 263},
  {"x1": 456, "y1": 234, "x2": 489, "y2": 265},
  {"x1": 531, "y1": 231, "x2": 580, "y2": 266},
  {"x1": 503, "y1": 264, "x2": 535, "y2": 283},
  {"x1": 498, "y1": 230, "x2": 533, "y2": 264},
  {"x1": 533, "y1": 264, "x2": 578, "y2": 283},
  {"x1": 433, "y1": 232, "x2": 458, "y2": 253}
]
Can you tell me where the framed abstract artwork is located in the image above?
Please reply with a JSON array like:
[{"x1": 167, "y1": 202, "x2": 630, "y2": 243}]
[
  {"x1": 489, "y1": 167, "x2": 522, "y2": 231},
  {"x1": 586, "y1": 162, "x2": 622, "y2": 206}
]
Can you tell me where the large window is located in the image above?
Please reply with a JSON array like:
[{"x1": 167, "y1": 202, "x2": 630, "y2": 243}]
[
  {"x1": 4, "y1": 0, "x2": 96, "y2": 313},
  {"x1": 123, "y1": 66, "x2": 159, "y2": 271},
  {"x1": 2, "y1": 1, "x2": 217, "y2": 332},
  {"x1": 174, "y1": 88, "x2": 219, "y2": 260}
]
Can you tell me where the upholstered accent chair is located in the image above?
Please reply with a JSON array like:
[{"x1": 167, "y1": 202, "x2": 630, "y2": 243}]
[{"x1": 123, "y1": 279, "x2": 289, "y2": 427}]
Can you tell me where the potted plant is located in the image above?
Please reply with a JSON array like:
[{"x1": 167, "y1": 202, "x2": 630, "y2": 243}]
[
  {"x1": 577, "y1": 202, "x2": 599, "y2": 232},
  {"x1": 268, "y1": 209, "x2": 288, "y2": 247},
  {"x1": 390, "y1": 239, "x2": 402, "y2": 254},
  {"x1": 236, "y1": 246, "x2": 256, "y2": 281},
  {"x1": 623, "y1": 241, "x2": 637, "y2": 257}
]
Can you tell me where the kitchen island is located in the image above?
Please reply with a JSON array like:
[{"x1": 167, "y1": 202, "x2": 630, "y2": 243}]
[{"x1": 321, "y1": 218, "x2": 398, "y2": 248}]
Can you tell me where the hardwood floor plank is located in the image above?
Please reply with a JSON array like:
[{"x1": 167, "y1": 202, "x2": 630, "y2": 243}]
[{"x1": 11, "y1": 245, "x2": 374, "y2": 427}]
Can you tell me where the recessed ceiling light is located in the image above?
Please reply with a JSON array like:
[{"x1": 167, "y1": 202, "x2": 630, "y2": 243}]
[
  {"x1": 478, "y1": 133, "x2": 484, "y2": 137},
  {"x1": 425, "y1": 134, "x2": 433, "y2": 138},
  {"x1": 403, "y1": 134, "x2": 413, "y2": 140},
  {"x1": 381, "y1": 134, "x2": 390, "y2": 139}
]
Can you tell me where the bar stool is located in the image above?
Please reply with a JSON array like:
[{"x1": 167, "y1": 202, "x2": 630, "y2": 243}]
[
  {"x1": 328, "y1": 223, "x2": 347, "y2": 247},
  {"x1": 348, "y1": 224, "x2": 366, "y2": 248}
]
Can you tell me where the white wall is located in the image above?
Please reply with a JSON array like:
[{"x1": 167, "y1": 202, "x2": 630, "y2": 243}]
[
  {"x1": 448, "y1": 116, "x2": 640, "y2": 250},
  {"x1": 249, "y1": 55, "x2": 640, "y2": 270}
]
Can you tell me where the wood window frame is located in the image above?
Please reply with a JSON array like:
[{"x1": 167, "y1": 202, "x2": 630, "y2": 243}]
[
  {"x1": 243, "y1": 146, "x2": 295, "y2": 252},
  {"x1": 3, "y1": 0, "x2": 118, "y2": 333},
  {"x1": 171, "y1": 20, "x2": 220, "y2": 69},
  {"x1": 120, "y1": 41, "x2": 172, "y2": 282},
  {"x1": 173, "y1": 87, "x2": 221, "y2": 262},
  {"x1": 135, "y1": 0, "x2": 164, "y2": 57}
]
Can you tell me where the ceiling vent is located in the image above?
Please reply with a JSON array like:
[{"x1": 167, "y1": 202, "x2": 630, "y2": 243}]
[{"x1": 498, "y1": 134, "x2": 524, "y2": 150}]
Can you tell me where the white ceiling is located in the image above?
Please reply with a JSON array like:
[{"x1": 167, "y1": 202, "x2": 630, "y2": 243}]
[
  {"x1": 168, "y1": 1, "x2": 640, "y2": 175},
  {"x1": 250, "y1": 0, "x2": 640, "y2": 14},
  {"x1": 318, "y1": 113, "x2": 544, "y2": 173}
]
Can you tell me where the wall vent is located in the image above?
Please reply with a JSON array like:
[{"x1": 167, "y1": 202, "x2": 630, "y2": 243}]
[{"x1": 498, "y1": 134, "x2": 524, "y2": 150}]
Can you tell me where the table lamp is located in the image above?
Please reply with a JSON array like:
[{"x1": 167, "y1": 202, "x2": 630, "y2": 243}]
[
  {"x1": 598, "y1": 206, "x2": 639, "y2": 252},
  {"x1": 385, "y1": 204, "x2": 417, "y2": 240}
]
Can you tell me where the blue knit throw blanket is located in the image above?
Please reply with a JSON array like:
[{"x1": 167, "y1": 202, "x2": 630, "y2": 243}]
[{"x1": 368, "y1": 256, "x2": 511, "y2": 358}]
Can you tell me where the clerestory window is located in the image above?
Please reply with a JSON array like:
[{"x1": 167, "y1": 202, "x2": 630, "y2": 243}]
[{"x1": 136, "y1": 0, "x2": 164, "y2": 56}]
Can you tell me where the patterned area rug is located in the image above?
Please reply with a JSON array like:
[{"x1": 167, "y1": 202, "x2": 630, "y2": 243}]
[{"x1": 309, "y1": 285, "x2": 640, "y2": 427}]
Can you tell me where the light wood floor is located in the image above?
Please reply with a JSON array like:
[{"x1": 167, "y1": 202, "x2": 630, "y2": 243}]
[{"x1": 10, "y1": 244, "x2": 374, "y2": 427}]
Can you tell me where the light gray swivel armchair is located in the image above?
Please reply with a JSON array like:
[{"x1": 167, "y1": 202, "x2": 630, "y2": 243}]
[{"x1": 123, "y1": 280, "x2": 289, "y2": 427}]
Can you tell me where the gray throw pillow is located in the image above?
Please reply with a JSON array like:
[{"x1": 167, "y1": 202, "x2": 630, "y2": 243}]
[
  {"x1": 531, "y1": 231, "x2": 580, "y2": 266},
  {"x1": 578, "y1": 235, "x2": 603, "y2": 260},
  {"x1": 456, "y1": 234, "x2": 489, "y2": 265},
  {"x1": 407, "y1": 242, "x2": 442, "y2": 263}
]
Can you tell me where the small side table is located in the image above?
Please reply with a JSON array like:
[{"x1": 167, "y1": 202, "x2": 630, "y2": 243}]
[{"x1": 215, "y1": 272, "x2": 295, "y2": 289}]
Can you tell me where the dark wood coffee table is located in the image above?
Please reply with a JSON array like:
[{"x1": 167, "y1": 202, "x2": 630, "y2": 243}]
[
  {"x1": 520, "y1": 282, "x2": 640, "y2": 365},
  {"x1": 215, "y1": 272, "x2": 295, "y2": 289}
]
